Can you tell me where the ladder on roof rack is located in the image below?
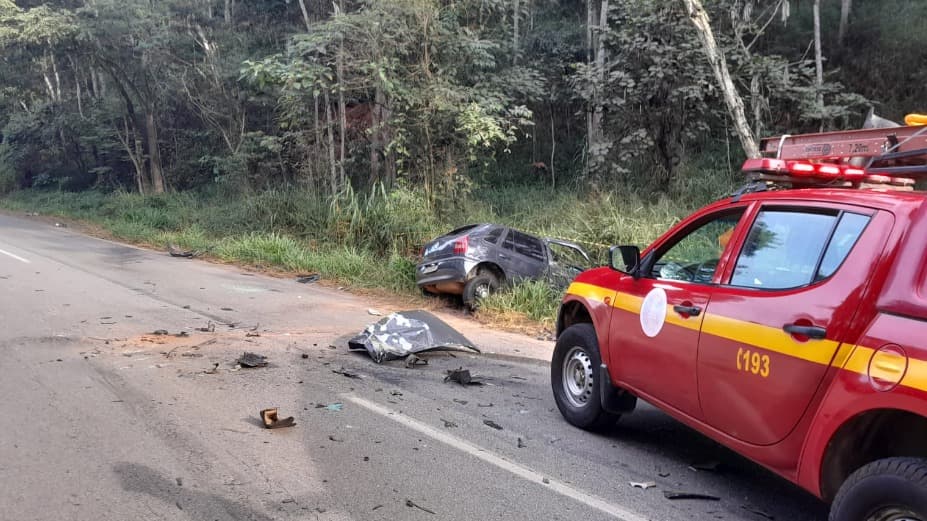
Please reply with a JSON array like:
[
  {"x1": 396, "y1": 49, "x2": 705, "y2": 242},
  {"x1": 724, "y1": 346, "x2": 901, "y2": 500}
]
[{"x1": 761, "y1": 125, "x2": 927, "y2": 178}]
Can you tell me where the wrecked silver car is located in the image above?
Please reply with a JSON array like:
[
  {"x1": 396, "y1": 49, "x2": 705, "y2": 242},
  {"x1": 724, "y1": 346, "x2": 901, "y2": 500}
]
[{"x1": 416, "y1": 224, "x2": 591, "y2": 309}]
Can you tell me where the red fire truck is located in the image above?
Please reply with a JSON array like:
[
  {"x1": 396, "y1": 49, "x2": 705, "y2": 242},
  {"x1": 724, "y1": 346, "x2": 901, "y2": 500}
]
[{"x1": 552, "y1": 119, "x2": 927, "y2": 521}]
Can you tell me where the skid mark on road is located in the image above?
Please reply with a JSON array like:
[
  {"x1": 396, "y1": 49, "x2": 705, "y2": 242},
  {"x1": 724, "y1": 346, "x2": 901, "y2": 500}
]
[
  {"x1": 345, "y1": 394, "x2": 651, "y2": 521},
  {"x1": 0, "y1": 246, "x2": 30, "y2": 263}
]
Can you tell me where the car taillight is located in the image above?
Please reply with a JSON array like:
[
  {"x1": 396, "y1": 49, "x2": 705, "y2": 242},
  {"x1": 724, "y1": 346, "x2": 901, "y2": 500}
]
[{"x1": 453, "y1": 236, "x2": 469, "y2": 255}]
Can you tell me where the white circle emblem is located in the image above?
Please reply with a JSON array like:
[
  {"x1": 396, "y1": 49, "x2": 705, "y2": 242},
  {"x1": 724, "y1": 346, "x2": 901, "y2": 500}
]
[{"x1": 639, "y1": 288, "x2": 667, "y2": 338}]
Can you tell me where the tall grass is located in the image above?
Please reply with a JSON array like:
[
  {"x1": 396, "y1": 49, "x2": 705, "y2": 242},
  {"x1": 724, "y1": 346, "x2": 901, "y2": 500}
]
[{"x1": 0, "y1": 167, "x2": 729, "y2": 323}]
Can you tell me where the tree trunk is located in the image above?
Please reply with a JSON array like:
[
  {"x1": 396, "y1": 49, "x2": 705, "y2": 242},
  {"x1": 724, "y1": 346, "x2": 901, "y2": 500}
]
[
  {"x1": 838, "y1": 0, "x2": 851, "y2": 46},
  {"x1": 369, "y1": 87, "x2": 382, "y2": 187},
  {"x1": 297, "y1": 0, "x2": 312, "y2": 31},
  {"x1": 512, "y1": 0, "x2": 520, "y2": 65},
  {"x1": 549, "y1": 103, "x2": 556, "y2": 189},
  {"x1": 589, "y1": 0, "x2": 608, "y2": 146},
  {"x1": 324, "y1": 89, "x2": 338, "y2": 194},
  {"x1": 682, "y1": 0, "x2": 760, "y2": 158},
  {"x1": 224, "y1": 0, "x2": 231, "y2": 23},
  {"x1": 813, "y1": 0, "x2": 825, "y2": 132},
  {"x1": 337, "y1": 2, "x2": 347, "y2": 190},
  {"x1": 51, "y1": 55, "x2": 62, "y2": 102},
  {"x1": 145, "y1": 111, "x2": 166, "y2": 193},
  {"x1": 585, "y1": 0, "x2": 595, "y2": 167}
]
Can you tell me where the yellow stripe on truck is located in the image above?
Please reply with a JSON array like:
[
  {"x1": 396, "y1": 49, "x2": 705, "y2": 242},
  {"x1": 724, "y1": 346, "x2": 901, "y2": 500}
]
[{"x1": 564, "y1": 282, "x2": 927, "y2": 395}]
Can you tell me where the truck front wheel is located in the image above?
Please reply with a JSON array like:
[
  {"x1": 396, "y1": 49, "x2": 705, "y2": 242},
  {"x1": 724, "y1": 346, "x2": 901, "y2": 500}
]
[
  {"x1": 550, "y1": 323, "x2": 619, "y2": 430},
  {"x1": 829, "y1": 457, "x2": 927, "y2": 521}
]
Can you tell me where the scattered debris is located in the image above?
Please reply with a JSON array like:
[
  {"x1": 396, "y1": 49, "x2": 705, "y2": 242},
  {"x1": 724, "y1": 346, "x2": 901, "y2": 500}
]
[
  {"x1": 301, "y1": 353, "x2": 309, "y2": 359},
  {"x1": 440, "y1": 419, "x2": 457, "y2": 428},
  {"x1": 196, "y1": 322, "x2": 215, "y2": 333},
  {"x1": 221, "y1": 307, "x2": 234, "y2": 312},
  {"x1": 260, "y1": 408, "x2": 296, "y2": 429},
  {"x1": 349, "y1": 310, "x2": 480, "y2": 363},
  {"x1": 741, "y1": 506, "x2": 775, "y2": 520},
  {"x1": 328, "y1": 435, "x2": 344, "y2": 442},
  {"x1": 405, "y1": 500, "x2": 435, "y2": 515},
  {"x1": 517, "y1": 438, "x2": 527, "y2": 448},
  {"x1": 238, "y1": 352, "x2": 268, "y2": 368},
  {"x1": 152, "y1": 329, "x2": 170, "y2": 336},
  {"x1": 453, "y1": 399, "x2": 468, "y2": 405},
  {"x1": 542, "y1": 478, "x2": 550, "y2": 484},
  {"x1": 658, "y1": 471, "x2": 671, "y2": 478},
  {"x1": 167, "y1": 244, "x2": 199, "y2": 258},
  {"x1": 204, "y1": 363, "x2": 220, "y2": 374},
  {"x1": 324, "y1": 403, "x2": 343, "y2": 412},
  {"x1": 404, "y1": 354, "x2": 428, "y2": 368},
  {"x1": 372, "y1": 505, "x2": 383, "y2": 511},
  {"x1": 296, "y1": 274, "x2": 321, "y2": 284},
  {"x1": 332, "y1": 368, "x2": 361, "y2": 379},
  {"x1": 444, "y1": 367, "x2": 484, "y2": 386},
  {"x1": 477, "y1": 403, "x2": 493, "y2": 408},
  {"x1": 663, "y1": 491, "x2": 721, "y2": 501},
  {"x1": 175, "y1": 477, "x2": 183, "y2": 487},
  {"x1": 689, "y1": 460, "x2": 722, "y2": 472},
  {"x1": 367, "y1": 308, "x2": 383, "y2": 316},
  {"x1": 629, "y1": 481, "x2": 657, "y2": 490},
  {"x1": 245, "y1": 331, "x2": 261, "y2": 338},
  {"x1": 390, "y1": 390, "x2": 403, "y2": 397},
  {"x1": 175, "y1": 331, "x2": 189, "y2": 338},
  {"x1": 483, "y1": 420, "x2": 503, "y2": 430}
]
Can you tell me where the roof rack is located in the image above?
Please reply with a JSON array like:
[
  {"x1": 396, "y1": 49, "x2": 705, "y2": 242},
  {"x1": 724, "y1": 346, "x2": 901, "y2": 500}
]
[{"x1": 740, "y1": 120, "x2": 927, "y2": 191}]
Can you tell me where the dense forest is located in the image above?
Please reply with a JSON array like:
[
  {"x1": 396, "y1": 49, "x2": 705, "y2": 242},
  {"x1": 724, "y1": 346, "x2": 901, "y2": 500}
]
[{"x1": 2, "y1": 0, "x2": 924, "y2": 198}]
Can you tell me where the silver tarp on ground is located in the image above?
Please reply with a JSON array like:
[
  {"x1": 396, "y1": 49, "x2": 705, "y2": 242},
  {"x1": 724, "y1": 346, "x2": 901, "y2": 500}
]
[{"x1": 348, "y1": 310, "x2": 480, "y2": 363}]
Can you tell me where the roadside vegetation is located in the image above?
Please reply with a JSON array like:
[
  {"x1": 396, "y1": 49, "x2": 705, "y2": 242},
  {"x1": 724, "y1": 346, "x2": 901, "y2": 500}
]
[{"x1": 1, "y1": 0, "x2": 923, "y2": 326}]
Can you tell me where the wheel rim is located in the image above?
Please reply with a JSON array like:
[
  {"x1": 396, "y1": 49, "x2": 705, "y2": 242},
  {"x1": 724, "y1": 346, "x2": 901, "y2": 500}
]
[
  {"x1": 475, "y1": 282, "x2": 492, "y2": 299},
  {"x1": 866, "y1": 508, "x2": 922, "y2": 521},
  {"x1": 562, "y1": 346, "x2": 595, "y2": 408}
]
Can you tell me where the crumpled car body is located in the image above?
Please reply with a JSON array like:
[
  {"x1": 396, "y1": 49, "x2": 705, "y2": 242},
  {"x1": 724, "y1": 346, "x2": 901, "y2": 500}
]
[
  {"x1": 415, "y1": 224, "x2": 591, "y2": 307},
  {"x1": 348, "y1": 310, "x2": 480, "y2": 363}
]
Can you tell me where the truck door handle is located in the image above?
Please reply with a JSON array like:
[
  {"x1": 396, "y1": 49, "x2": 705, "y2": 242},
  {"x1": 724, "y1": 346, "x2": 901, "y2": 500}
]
[
  {"x1": 673, "y1": 305, "x2": 702, "y2": 317},
  {"x1": 783, "y1": 323, "x2": 827, "y2": 339}
]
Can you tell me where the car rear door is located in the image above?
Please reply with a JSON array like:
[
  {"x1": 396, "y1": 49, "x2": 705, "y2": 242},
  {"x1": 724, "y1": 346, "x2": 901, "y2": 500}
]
[
  {"x1": 697, "y1": 202, "x2": 892, "y2": 445},
  {"x1": 499, "y1": 229, "x2": 548, "y2": 281},
  {"x1": 608, "y1": 207, "x2": 748, "y2": 419}
]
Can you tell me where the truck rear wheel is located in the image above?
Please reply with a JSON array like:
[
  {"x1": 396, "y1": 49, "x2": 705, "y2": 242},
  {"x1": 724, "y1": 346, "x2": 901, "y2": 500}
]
[
  {"x1": 550, "y1": 323, "x2": 619, "y2": 431},
  {"x1": 829, "y1": 457, "x2": 927, "y2": 521}
]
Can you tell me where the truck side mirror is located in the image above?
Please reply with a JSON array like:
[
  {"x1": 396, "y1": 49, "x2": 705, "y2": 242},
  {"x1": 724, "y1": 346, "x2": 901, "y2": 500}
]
[{"x1": 609, "y1": 245, "x2": 641, "y2": 278}]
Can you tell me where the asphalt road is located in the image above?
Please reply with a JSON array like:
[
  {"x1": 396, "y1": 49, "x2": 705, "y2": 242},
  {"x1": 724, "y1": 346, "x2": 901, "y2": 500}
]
[{"x1": 0, "y1": 213, "x2": 829, "y2": 521}]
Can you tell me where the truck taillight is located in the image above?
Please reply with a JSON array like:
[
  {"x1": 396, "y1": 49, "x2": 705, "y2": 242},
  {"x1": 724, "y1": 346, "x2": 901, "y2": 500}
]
[{"x1": 453, "y1": 236, "x2": 469, "y2": 255}]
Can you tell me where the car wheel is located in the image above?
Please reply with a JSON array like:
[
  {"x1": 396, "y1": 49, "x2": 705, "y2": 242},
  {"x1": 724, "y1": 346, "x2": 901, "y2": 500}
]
[
  {"x1": 463, "y1": 272, "x2": 498, "y2": 311},
  {"x1": 550, "y1": 323, "x2": 620, "y2": 430},
  {"x1": 829, "y1": 457, "x2": 927, "y2": 521}
]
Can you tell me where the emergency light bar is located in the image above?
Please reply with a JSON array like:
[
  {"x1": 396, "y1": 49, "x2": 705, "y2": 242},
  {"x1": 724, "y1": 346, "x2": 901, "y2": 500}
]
[{"x1": 742, "y1": 158, "x2": 867, "y2": 180}]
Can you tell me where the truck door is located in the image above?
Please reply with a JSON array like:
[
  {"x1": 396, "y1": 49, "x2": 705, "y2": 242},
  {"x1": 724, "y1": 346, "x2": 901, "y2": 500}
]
[
  {"x1": 697, "y1": 204, "x2": 890, "y2": 445},
  {"x1": 609, "y1": 208, "x2": 747, "y2": 419}
]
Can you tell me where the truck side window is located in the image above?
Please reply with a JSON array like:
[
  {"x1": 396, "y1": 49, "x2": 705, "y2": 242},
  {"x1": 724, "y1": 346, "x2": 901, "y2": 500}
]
[
  {"x1": 502, "y1": 231, "x2": 516, "y2": 251},
  {"x1": 816, "y1": 212, "x2": 870, "y2": 281},
  {"x1": 649, "y1": 210, "x2": 745, "y2": 283},
  {"x1": 731, "y1": 209, "x2": 840, "y2": 290}
]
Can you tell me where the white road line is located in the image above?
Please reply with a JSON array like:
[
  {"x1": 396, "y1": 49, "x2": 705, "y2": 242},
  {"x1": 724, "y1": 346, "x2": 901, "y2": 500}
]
[
  {"x1": 0, "y1": 247, "x2": 30, "y2": 264},
  {"x1": 345, "y1": 395, "x2": 651, "y2": 521}
]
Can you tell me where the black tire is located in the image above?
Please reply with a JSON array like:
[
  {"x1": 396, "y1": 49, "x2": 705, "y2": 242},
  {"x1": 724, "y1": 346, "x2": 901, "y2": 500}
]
[
  {"x1": 463, "y1": 272, "x2": 498, "y2": 311},
  {"x1": 829, "y1": 457, "x2": 927, "y2": 521},
  {"x1": 550, "y1": 323, "x2": 620, "y2": 430}
]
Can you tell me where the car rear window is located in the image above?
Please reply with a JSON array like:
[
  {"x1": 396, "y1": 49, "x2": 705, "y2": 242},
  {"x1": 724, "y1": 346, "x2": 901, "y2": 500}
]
[{"x1": 484, "y1": 227, "x2": 504, "y2": 244}]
